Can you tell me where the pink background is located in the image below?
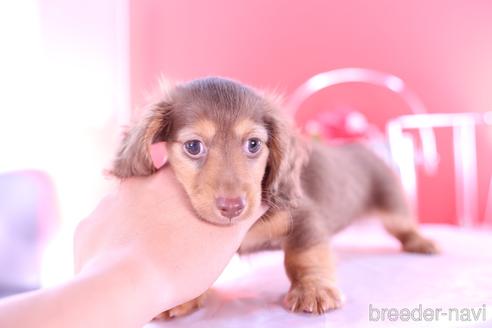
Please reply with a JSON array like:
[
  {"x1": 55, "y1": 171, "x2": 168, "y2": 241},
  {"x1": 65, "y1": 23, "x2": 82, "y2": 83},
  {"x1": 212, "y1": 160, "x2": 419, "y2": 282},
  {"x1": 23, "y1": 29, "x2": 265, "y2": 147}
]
[{"x1": 129, "y1": 0, "x2": 492, "y2": 224}]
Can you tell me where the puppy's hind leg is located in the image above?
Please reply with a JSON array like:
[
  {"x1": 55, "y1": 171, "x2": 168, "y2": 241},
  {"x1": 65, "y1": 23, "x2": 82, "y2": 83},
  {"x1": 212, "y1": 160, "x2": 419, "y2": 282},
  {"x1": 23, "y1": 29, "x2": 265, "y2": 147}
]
[
  {"x1": 375, "y1": 181, "x2": 438, "y2": 254},
  {"x1": 380, "y1": 212, "x2": 438, "y2": 254}
]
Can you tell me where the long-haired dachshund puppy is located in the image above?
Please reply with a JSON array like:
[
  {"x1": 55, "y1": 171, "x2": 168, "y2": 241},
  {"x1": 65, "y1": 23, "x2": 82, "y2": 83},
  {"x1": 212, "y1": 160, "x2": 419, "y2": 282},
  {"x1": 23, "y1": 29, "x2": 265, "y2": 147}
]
[{"x1": 112, "y1": 77, "x2": 437, "y2": 318}]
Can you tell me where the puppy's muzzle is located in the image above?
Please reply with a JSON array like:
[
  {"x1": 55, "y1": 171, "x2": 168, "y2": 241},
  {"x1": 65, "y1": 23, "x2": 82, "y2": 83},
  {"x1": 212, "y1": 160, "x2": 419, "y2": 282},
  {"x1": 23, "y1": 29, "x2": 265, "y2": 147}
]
[{"x1": 215, "y1": 196, "x2": 245, "y2": 219}]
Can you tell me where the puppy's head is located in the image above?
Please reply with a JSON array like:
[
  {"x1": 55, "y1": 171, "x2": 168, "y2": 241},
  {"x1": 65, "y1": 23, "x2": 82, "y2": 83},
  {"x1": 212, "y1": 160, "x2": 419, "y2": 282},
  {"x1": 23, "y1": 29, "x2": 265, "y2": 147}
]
[{"x1": 112, "y1": 77, "x2": 307, "y2": 225}]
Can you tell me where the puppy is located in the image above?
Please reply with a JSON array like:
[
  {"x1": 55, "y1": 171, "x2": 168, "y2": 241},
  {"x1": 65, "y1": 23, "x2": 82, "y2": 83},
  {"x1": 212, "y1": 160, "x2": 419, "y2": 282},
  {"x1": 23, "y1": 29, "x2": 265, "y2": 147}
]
[{"x1": 112, "y1": 77, "x2": 437, "y2": 318}]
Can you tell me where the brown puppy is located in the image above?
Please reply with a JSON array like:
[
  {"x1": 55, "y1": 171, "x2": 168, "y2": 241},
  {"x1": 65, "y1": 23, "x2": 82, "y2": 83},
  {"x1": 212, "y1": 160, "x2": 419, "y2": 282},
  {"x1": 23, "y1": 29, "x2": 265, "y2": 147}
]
[{"x1": 112, "y1": 77, "x2": 437, "y2": 318}]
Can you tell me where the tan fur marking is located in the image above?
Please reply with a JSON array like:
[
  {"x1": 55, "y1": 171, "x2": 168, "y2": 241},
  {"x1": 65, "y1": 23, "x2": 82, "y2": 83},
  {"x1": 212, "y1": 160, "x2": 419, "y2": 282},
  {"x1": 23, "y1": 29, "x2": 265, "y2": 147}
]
[
  {"x1": 284, "y1": 243, "x2": 336, "y2": 284},
  {"x1": 283, "y1": 243, "x2": 342, "y2": 314},
  {"x1": 177, "y1": 119, "x2": 217, "y2": 142},
  {"x1": 155, "y1": 292, "x2": 207, "y2": 320},
  {"x1": 239, "y1": 211, "x2": 291, "y2": 252},
  {"x1": 168, "y1": 137, "x2": 266, "y2": 224},
  {"x1": 378, "y1": 212, "x2": 439, "y2": 254},
  {"x1": 194, "y1": 119, "x2": 217, "y2": 140},
  {"x1": 234, "y1": 118, "x2": 255, "y2": 137},
  {"x1": 167, "y1": 142, "x2": 196, "y2": 192},
  {"x1": 234, "y1": 118, "x2": 268, "y2": 141}
]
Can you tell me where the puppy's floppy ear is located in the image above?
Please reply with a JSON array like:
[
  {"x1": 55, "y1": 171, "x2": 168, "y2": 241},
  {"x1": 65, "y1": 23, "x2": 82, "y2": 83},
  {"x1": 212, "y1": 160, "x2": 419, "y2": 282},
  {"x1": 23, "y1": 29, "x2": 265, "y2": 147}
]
[
  {"x1": 262, "y1": 97, "x2": 309, "y2": 209},
  {"x1": 111, "y1": 99, "x2": 174, "y2": 178}
]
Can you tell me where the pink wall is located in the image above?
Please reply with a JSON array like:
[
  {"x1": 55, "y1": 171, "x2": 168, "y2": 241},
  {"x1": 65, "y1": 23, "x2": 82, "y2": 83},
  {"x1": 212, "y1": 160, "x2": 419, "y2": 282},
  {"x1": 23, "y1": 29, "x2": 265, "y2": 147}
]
[{"x1": 130, "y1": 0, "x2": 492, "y2": 224}]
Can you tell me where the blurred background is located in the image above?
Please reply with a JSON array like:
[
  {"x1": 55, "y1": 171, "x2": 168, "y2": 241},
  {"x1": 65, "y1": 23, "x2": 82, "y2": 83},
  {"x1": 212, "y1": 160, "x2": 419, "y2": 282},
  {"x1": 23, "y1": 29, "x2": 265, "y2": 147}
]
[{"x1": 0, "y1": 0, "x2": 491, "y2": 298}]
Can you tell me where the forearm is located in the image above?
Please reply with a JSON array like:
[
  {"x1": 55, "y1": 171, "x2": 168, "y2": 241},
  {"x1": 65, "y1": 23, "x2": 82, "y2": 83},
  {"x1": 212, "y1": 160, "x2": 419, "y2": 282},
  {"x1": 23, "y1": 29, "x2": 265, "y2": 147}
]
[
  {"x1": 0, "y1": 225, "x2": 247, "y2": 328},
  {"x1": 0, "y1": 252, "x2": 161, "y2": 328}
]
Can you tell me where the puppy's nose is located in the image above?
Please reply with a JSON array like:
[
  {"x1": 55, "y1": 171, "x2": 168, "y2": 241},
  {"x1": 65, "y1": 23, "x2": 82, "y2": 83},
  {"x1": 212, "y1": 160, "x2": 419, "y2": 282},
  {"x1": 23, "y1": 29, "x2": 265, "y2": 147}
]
[{"x1": 216, "y1": 197, "x2": 245, "y2": 219}]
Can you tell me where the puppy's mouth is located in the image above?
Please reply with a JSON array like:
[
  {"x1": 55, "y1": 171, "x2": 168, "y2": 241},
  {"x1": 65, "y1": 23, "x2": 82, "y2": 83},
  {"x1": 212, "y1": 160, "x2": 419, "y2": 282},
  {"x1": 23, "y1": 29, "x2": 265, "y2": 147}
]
[
  {"x1": 193, "y1": 214, "x2": 245, "y2": 226},
  {"x1": 204, "y1": 216, "x2": 241, "y2": 226}
]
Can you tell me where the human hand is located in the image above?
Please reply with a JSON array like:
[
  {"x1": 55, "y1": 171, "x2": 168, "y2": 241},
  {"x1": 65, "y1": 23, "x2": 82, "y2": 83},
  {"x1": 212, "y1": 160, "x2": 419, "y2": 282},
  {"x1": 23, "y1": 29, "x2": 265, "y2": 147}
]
[{"x1": 74, "y1": 166, "x2": 267, "y2": 321}]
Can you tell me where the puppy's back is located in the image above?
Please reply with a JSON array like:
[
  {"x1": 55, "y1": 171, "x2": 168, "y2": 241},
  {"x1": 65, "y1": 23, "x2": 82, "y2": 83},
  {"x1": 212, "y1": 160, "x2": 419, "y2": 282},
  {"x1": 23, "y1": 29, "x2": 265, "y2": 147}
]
[{"x1": 300, "y1": 142, "x2": 408, "y2": 234}]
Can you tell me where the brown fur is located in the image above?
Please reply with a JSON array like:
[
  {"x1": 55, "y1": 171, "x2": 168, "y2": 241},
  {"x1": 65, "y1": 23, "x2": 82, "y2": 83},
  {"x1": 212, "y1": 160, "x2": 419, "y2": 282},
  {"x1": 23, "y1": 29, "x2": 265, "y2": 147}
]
[
  {"x1": 238, "y1": 210, "x2": 292, "y2": 253},
  {"x1": 283, "y1": 243, "x2": 342, "y2": 314},
  {"x1": 111, "y1": 77, "x2": 437, "y2": 318},
  {"x1": 154, "y1": 293, "x2": 207, "y2": 320}
]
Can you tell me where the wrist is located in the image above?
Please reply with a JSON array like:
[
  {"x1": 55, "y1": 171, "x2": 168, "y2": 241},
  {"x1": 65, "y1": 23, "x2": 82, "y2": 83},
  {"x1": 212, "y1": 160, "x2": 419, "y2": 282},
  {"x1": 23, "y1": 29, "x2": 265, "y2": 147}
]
[{"x1": 75, "y1": 248, "x2": 166, "y2": 326}]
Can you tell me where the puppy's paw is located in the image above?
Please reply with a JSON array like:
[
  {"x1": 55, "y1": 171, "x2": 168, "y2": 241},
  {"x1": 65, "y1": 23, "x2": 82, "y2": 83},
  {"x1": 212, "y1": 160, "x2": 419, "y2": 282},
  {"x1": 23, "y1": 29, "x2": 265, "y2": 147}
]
[
  {"x1": 154, "y1": 296, "x2": 204, "y2": 320},
  {"x1": 402, "y1": 233, "x2": 439, "y2": 255},
  {"x1": 283, "y1": 283, "x2": 343, "y2": 314}
]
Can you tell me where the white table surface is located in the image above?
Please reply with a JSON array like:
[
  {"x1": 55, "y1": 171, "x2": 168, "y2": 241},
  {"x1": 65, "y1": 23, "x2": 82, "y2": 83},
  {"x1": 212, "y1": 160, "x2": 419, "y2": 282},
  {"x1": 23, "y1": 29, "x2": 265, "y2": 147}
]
[{"x1": 147, "y1": 222, "x2": 492, "y2": 328}]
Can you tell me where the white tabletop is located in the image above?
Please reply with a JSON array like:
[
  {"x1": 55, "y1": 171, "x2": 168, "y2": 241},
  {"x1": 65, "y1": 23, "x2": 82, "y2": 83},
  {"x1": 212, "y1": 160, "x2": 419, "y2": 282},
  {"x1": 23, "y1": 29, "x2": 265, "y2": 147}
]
[{"x1": 147, "y1": 222, "x2": 492, "y2": 328}]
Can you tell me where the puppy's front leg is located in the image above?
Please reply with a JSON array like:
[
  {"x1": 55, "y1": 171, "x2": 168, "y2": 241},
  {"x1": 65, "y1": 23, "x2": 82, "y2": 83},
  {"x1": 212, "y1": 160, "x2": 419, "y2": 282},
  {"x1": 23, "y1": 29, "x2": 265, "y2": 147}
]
[
  {"x1": 154, "y1": 292, "x2": 207, "y2": 320},
  {"x1": 283, "y1": 242, "x2": 343, "y2": 314}
]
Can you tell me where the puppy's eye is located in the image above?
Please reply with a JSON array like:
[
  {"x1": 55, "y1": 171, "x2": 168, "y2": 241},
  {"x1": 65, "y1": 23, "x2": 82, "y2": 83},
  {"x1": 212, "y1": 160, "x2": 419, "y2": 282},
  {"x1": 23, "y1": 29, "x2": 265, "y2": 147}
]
[
  {"x1": 184, "y1": 140, "x2": 206, "y2": 158},
  {"x1": 244, "y1": 138, "x2": 262, "y2": 155}
]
